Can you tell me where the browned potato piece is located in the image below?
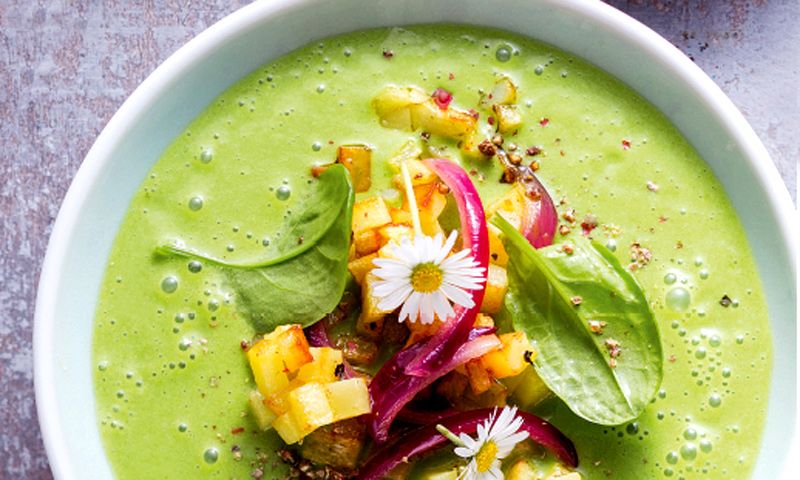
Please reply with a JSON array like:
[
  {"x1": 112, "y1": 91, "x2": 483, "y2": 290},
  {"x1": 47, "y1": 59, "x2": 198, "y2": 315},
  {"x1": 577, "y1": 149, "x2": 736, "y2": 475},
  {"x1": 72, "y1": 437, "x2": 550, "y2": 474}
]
[
  {"x1": 493, "y1": 104, "x2": 523, "y2": 134},
  {"x1": 479, "y1": 76, "x2": 518, "y2": 108},
  {"x1": 299, "y1": 419, "x2": 367, "y2": 470},
  {"x1": 480, "y1": 264, "x2": 508, "y2": 314},
  {"x1": 347, "y1": 253, "x2": 377, "y2": 285},
  {"x1": 337, "y1": 144, "x2": 372, "y2": 193}
]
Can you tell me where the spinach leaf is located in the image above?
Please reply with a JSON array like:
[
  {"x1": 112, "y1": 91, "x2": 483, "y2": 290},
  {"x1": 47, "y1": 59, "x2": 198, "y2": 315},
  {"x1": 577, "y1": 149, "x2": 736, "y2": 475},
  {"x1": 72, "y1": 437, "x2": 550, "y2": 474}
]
[
  {"x1": 493, "y1": 215, "x2": 662, "y2": 425},
  {"x1": 157, "y1": 165, "x2": 354, "y2": 333}
]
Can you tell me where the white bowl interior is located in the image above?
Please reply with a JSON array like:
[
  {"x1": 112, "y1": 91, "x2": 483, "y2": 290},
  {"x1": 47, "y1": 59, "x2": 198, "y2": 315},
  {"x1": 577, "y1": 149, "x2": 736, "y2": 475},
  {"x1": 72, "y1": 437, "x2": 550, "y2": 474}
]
[{"x1": 34, "y1": 0, "x2": 797, "y2": 478}]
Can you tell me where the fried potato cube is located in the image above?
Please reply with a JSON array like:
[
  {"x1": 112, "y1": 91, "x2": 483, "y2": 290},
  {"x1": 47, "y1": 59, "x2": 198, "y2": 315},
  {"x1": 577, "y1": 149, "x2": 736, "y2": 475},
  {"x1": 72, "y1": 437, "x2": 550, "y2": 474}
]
[
  {"x1": 325, "y1": 378, "x2": 371, "y2": 421},
  {"x1": 289, "y1": 382, "x2": 335, "y2": 431},
  {"x1": 480, "y1": 331, "x2": 532, "y2": 379},
  {"x1": 493, "y1": 104, "x2": 523, "y2": 134},
  {"x1": 389, "y1": 206, "x2": 413, "y2": 225},
  {"x1": 348, "y1": 253, "x2": 377, "y2": 285},
  {"x1": 401, "y1": 182, "x2": 447, "y2": 236},
  {"x1": 247, "y1": 339, "x2": 290, "y2": 398},
  {"x1": 357, "y1": 273, "x2": 392, "y2": 338},
  {"x1": 466, "y1": 358, "x2": 493, "y2": 395},
  {"x1": 296, "y1": 347, "x2": 344, "y2": 384},
  {"x1": 372, "y1": 85, "x2": 429, "y2": 130},
  {"x1": 486, "y1": 183, "x2": 525, "y2": 230},
  {"x1": 391, "y1": 158, "x2": 437, "y2": 188},
  {"x1": 354, "y1": 229, "x2": 382, "y2": 257},
  {"x1": 412, "y1": 100, "x2": 478, "y2": 139},
  {"x1": 378, "y1": 224, "x2": 414, "y2": 249},
  {"x1": 337, "y1": 144, "x2": 372, "y2": 193},
  {"x1": 248, "y1": 390, "x2": 277, "y2": 431},
  {"x1": 272, "y1": 410, "x2": 314, "y2": 445},
  {"x1": 479, "y1": 76, "x2": 518, "y2": 108},
  {"x1": 507, "y1": 459, "x2": 537, "y2": 480},
  {"x1": 352, "y1": 196, "x2": 392, "y2": 234},
  {"x1": 474, "y1": 313, "x2": 495, "y2": 328},
  {"x1": 267, "y1": 324, "x2": 313, "y2": 373},
  {"x1": 488, "y1": 225, "x2": 509, "y2": 267},
  {"x1": 299, "y1": 419, "x2": 367, "y2": 470},
  {"x1": 480, "y1": 264, "x2": 508, "y2": 315}
]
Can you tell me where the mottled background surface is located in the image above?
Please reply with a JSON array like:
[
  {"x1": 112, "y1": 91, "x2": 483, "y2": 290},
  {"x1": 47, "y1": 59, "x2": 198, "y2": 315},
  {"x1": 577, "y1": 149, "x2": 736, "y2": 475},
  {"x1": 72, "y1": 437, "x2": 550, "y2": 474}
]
[{"x1": 0, "y1": 0, "x2": 796, "y2": 477}]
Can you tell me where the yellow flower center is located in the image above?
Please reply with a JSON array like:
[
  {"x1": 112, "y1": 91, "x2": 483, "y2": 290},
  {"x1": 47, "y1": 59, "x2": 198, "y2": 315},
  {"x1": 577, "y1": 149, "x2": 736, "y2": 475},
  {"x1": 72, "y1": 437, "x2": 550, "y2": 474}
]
[
  {"x1": 475, "y1": 440, "x2": 498, "y2": 473},
  {"x1": 410, "y1": 262, "x2": 444, "y2": 293}
]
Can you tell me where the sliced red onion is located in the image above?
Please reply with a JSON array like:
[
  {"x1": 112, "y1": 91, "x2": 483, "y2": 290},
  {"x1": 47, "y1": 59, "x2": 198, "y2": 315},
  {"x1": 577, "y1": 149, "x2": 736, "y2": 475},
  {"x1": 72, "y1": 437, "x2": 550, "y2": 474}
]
[
  {"x1": 358, "y1": 408, "x2": 578, "y2": 480},
  {"x1": 520, "y1": 174, "x2": 557, "y2": 249},
  {"x1": 367, "y1": 159, "x2": 490, "y2": 443}
]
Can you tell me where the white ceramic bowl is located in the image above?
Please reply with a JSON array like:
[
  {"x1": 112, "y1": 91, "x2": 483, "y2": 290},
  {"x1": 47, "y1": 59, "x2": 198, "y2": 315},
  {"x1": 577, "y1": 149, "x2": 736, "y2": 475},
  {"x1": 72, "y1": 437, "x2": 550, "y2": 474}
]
[{"x1": 34, "y1": 0, "x2": 798, "y2": 478}]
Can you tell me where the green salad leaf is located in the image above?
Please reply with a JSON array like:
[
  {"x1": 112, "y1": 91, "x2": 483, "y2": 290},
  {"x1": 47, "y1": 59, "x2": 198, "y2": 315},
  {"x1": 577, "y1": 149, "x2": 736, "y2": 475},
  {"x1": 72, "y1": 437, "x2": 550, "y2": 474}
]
[
  {"x1": 157, "y1": 165, "x2": 354, "y2": 333},
  {"x1": 493, "y1": 215, "x2": 662, "y2": 425}
]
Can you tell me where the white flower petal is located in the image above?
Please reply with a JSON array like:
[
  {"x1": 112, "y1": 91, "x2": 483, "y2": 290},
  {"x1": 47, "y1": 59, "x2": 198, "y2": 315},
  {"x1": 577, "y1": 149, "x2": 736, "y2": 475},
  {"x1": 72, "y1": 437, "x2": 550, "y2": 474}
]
[
  {"x1": 399, "y1": 291, "x2": 422, "y2": 322},
  {"x1": 439, "y1": 283, "x2": 476, "y2": 309}
]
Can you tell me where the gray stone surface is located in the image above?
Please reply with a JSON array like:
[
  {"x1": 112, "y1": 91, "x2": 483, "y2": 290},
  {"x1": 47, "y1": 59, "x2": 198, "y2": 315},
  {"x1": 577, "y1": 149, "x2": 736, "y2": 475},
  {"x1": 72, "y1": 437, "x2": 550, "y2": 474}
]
[{"x1": 0, "y1": 1, "x2": 796, "y2": 477}]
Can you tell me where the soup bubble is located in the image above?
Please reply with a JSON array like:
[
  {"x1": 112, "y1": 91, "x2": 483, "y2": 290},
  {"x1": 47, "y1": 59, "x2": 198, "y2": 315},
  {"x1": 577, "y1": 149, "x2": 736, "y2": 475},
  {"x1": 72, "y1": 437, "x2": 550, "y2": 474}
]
[
  {"x1": 187, "y1": 261, "x2": 202, "y2": 273},
  {"x1": 161, "y1": 276, "x2": 178, "y2": 294},
  {"x1": 680, "y1": 443, "x2": 698, "y2": 461},
  {"x1": 188, "y1": 196, "x2": 204, "y2": 211},
  {"x1": 666, "y1": 287, "x2": 690, "y2": 311},
  {"x1": 276, "y1": 185, "x2": 291, "y2": 201},
  {"x1": 200, "y1": 149, "x2": 213, "y2": 164},
  {"x1": 203, "y1": 447, "x2": 219, "y2": 464},
  {"x1": 495, "y1": 45, "x2": 512, "y2": 62}
]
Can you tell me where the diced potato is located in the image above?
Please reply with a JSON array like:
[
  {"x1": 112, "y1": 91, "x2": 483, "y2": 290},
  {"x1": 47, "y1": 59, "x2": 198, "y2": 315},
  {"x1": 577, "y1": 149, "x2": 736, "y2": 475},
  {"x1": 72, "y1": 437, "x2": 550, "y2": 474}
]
[
  {"x1": 300, "y1": 419, "x2": 367, "y2": 470},
  {"x1": 466, "y1": 358, "x2": 493, "y2": 395},
  {"x1": 248, "y1": 390, "x2": 276, "y2": 431},
  {"x1": 507, "y1": 459, "x2": 537, "y2": 480},
  {"x1": 493, "y1": 104, "x2": 523, "y2": 134},
  {"x1": 480, "y1": 331, "x2": 532, "y2": 379},
  {"x1": 510, "y1": 366, "x2": 551, "y2": 409},
  {"x1": 548, "y1": 472, "x2": 582, "y2": 480},
  {"x1": 354, "y1": 229, "x2": 382, "y2": 257},
  {"x1": 386, "y1": 140, "x2": 423, "y2": 169},
  {"x1": 405, "y1": 317, "x2": 444, "y2": 346},
  {"x1": 391, "y1": 158, "x2": 437, "y2": 188},
  {"x1": 423, "y1": 469, "x2": 461, "y2": 480},
  {"x1": 289, "y1": 382, "x2": 335, "y2": 431},
  {"x1": 480, "y1": 264, "x2": 508, "y2": 315},
  {"x1": 372, "y1": 86, "x2": 430, "y2": 130},
  {"x1": 474, "y1": 313, "x2": 495, "y2": 328},
  {"x1": 272, "y1": 410, "x2": 314, "y2": 445},
  {"x1": 402, "y1": 182, "x2": 447, "y2": 236},
  {"x1": 373, "y1": 85, "x2": 477, "y2": 139},
  {"x1": 325, "y1": 378, "x2": 371, "y2": 421},
  {"x1": 479, "y1": 76, "x2": 518, "y2": 108},
  {"x1": 389, "y1": 206, "x2": 413, "y2": 225},
  {"x1": 488, "y1": 225, "x2": 509, "y2": 267},
  {"x1": 247, "y1": 339, "x2": 290, "y2": 398},
  {"x1": 296, "y1": 347, "x2": 344, "y2": 384},
  {"x1": 378, "y1": 224, "x2": 414, "y2": 249},
  {"x1": 486, "y1": 183, "x2": 526, "y2": 231},
  {"x1": 265, "y1": 384, "x2": 295, "y2": 416},
  {"x1": 357, "y1": 273, "x2": 393, "y2": 338},
  {"x1": 348, "y1": 253, "x2": 377, "y2": 285},
  {"x1": 352, "y1": 196, "x2": 392, "y2": 234},
  {"x1": 337, "y1": 144, "x2": 372, "y2": 193},
  {"x1": 268, "y1": 325, "x2": 314, "y2": 373},
  {"x1": 336, "y1": 334, "x2": 379, "y2": 367}
]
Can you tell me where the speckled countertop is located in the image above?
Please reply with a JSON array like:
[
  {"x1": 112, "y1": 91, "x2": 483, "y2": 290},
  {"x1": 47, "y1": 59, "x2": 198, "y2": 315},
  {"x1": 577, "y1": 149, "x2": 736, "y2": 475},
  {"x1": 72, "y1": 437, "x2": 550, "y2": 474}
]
[{"x1": 0, "y1": 1, "x2": 796, "y2": 478}]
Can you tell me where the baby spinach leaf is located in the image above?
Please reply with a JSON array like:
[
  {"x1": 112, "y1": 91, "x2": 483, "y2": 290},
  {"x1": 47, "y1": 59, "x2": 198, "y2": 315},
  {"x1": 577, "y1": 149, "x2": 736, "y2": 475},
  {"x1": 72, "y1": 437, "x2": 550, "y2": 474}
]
[
  {"x1": 157, "y1": 165, "x2": 354, "y2": 333},
  {"x1": 493, "y1": 215, "x2": 662, "y2": 425}
]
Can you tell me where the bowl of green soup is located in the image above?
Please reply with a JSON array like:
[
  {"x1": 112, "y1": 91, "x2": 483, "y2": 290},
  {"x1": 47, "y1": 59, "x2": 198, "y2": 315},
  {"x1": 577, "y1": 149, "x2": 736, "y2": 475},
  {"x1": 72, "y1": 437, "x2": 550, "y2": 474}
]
[{"x1": 34, "y1": 0, "x2": 797, "y2": 479}]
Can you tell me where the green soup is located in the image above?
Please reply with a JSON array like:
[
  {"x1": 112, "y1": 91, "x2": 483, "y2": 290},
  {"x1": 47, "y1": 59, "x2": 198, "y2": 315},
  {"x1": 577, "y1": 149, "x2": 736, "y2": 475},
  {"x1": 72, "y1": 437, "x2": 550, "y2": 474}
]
[{"x1": 93, "y1": 25, "x2": 771, "y2": 479}]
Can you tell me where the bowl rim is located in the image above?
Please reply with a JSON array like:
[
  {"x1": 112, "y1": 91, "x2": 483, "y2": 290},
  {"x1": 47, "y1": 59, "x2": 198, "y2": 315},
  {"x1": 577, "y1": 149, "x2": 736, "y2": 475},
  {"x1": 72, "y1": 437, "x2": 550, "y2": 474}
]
[{"x1": 34, "y1": 0, "x2": 798, "y2": 478}]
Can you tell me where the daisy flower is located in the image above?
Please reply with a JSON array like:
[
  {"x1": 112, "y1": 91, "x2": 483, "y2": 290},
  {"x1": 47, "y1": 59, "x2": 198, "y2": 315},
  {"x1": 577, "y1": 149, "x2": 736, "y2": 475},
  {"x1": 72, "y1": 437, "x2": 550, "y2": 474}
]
[
  {"x1": 370, "y1": 158, "x2": 485, "y2": 325},
  {"x1": 371, "y1": 230, "x2": 485, "y2": 324},
  {"x1": 453, "y1": 406, "x2": 530, "y2": 480}
]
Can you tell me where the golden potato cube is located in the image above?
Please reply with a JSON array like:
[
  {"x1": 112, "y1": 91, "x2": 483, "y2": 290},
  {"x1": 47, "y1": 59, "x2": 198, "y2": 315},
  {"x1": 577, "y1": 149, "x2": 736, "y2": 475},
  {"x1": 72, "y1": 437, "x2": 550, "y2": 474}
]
[
  {"x1": 268, "y1": 324, "x2": 313, "y2": 373},
  {"x1": 480, "y1": 331, "x2": 532, "y2": 379},
  {"x1": 386, "y1": 140, "x2": 423, "y2": 169},
  {"x1": 402, "y1": 183, "x2": 447, "y2": 236},
  {"x1": 352, "y1": 196, "x2": 392, "y2": 234},
  {"x1": 272, "y1": 410, "x2": 313, "y2": 445},
  {"x1": 411, "y1": 101, "x2": 477, "y2": 139},
  {"x1": 354, "y1": 229, "x2": 382, "y2": 257},
  {"x1": 357, "y1": 273, "x2": 392, "y2": 338},
  {"x1": 474, "y1": 313, "x2": 495, "y2": 328},
  {"x1": 378, "y1": 224, "x2": 413, "y2": 249},
  {"x1": 488, "y1": 225, "x2": 509, "y2": 267},
  {"x1": 486, "y1": 183, "x2": 525, "y2": 231},
  {"x1": 479, "y1": 76, "x2": 518, "y2": 108},
  {"x1": 248, "y1": 390, "x2": 276, "y2": 431},
  {"x1": 247, "y1": 339, "x2": 290, "y2": 398},
  {"x1": 480, "y1": 264, "x2": 508, "y2": 315},
  {"x1": 325, "y1": 378, "x2": 371, "y2": 421},
  {"x1": 372, "y1": 86, "x2": 429, "y2": 130},
  {"x1": 389, "y1": 206, "x2": 413, "y2": 225},
  {"x1": 337, "y1": 144, "x2": 372, "y2": 193},
  {"x1": 296, "y1": 347, "x2": 344, "y2": 384},
  {"x1": 289, "y1": 382, "x2": 335, "y2": 431},
  {"x1": 348, "y1": 253, "x2": 377, "y2": 285},
  {"x1": 391, "y1": 158, "x2": 437, "y2": 188},
  {"x1": 507, "y1": 459, "x2": 537, "y2": 480},
  {"x1": 493, "y1": 104, "x2": 523, "y2": 134},
  {"x1": 466, "y1": 358, "x2": 493, "y2": 395}
]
